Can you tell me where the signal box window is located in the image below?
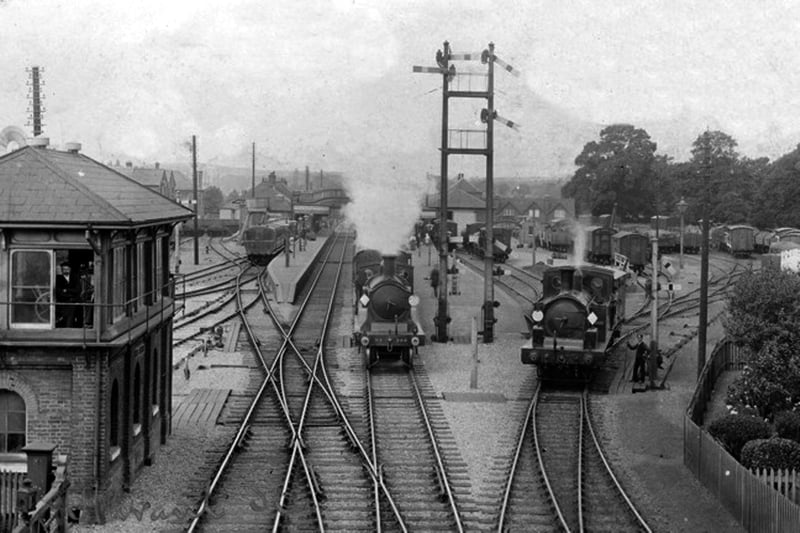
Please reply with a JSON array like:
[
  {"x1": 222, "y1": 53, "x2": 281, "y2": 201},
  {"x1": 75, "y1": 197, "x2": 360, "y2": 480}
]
[
  {"x1": 0, "y1": 390, "x2": 26, "y2": 452},
  {"x1": 10, "y1": 250, "x2": 52, "y2": 328},
  {"x1": 111, "y1": 247, "x2": 126, "y2": 322}
]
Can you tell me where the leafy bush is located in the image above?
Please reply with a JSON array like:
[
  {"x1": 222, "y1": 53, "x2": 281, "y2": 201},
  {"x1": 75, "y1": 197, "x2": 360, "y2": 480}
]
[
  {"x1": 725, "y1": 339, "x2": 800, "y2": 420},
  {"x1": 774, "y1": 411, "x2": 800, "y2": 443},
  {"x1": 708, "y1": 414, "x2": 772, "y2": 460},
  {"x1": 741, "y1": 438, "x2": 800, "y2": 471},
  {"x1": 725, "y1": 270, "x2": 800, "y2": 354}
]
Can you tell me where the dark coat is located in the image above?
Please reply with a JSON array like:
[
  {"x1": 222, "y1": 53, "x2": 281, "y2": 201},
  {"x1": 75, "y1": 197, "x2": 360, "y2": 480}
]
[
  {"x1": 627, "y1": 339, "x2": 649, "y2": 360},
  {"x1": 56, "y1": 274, "x2": 81, "y2": 303}
]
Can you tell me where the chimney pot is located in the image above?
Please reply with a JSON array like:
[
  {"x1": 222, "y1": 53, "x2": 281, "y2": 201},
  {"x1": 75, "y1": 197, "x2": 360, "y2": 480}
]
[
  {"x1": 28, "y1": 137, "x2": 49, "y2": 148},
  {"x1": 64, "y1": 142, "x2": 81, "y2": 153}
]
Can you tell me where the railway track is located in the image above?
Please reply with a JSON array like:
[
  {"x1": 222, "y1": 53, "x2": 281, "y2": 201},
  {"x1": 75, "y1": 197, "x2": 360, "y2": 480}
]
[
  {"x1": 498, "y1": 384, "x2": 651, "y2": 532},
  {"x1": 456, "y1": 252, "x2": 541, "y2": 305},
  {"x1": 186, "y1": 233, "x2": 348, "y2": 531},
  {"x1": 364, "y1": 362, "x2": 466, "y2": 531}
]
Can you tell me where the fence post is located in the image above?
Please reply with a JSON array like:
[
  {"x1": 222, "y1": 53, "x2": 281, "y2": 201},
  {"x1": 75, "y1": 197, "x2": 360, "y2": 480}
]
[
  {"x1": 469, "y1": 317, "x2": 478, "y2": 389},
  {"x1": 22, "y1": 443, "x2": 56, "y2": 495}
]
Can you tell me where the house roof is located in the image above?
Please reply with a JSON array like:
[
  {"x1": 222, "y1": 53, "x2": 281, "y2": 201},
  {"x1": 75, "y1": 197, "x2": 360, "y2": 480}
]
[
  {"x1": 0, "y1": 146, "x2": 194, "y2": 227},
  {"x1": 117, "y1": 166, "x2": 193, "y2": 190}
]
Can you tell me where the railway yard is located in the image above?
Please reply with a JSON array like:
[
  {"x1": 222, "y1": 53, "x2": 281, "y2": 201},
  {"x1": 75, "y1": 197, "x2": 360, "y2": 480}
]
[{"x1": 67, "y1": 230, "x2": 757, "y2": 533}]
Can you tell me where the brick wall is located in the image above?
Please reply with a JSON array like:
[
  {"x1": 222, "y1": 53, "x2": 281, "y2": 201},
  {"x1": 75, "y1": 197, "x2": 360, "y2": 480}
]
[{"x1": 0, "y1": 325, "x2": 175, "y2": 524}]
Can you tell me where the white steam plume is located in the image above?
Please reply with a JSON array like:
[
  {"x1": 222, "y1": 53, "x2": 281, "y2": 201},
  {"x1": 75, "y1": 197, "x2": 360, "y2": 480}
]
[{"x1": 342, "y1": 170, "x2": 426, "y2": 255}]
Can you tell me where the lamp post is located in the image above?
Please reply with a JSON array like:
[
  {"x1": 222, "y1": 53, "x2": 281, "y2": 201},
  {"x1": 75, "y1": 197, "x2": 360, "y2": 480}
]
[{"x1": 677, "y1": 197, "x2": 688, "y2": 277}]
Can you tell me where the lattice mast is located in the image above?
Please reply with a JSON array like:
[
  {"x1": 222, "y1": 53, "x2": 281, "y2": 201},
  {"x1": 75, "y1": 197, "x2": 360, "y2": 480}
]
[{"x1": 26, "y1": 66, "x2": 45, "y2": 137}]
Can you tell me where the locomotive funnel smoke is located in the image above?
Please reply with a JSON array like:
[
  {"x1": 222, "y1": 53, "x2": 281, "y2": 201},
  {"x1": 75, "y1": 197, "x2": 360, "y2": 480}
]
[
  {"x1": 342, "y1": 167, "x2": 425, "y2": 255},
  {"x1": 572, "y1": 222, "x2": 587, "y2": 265}
]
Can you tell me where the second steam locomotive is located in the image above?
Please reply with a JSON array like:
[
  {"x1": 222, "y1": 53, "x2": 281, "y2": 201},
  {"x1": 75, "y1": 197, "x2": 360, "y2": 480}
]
[{"x1": 521, "y1": 263, "x2": 629, "y2": 378}]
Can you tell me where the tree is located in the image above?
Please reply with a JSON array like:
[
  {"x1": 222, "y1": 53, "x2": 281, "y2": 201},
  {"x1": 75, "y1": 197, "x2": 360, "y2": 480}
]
[
  {"x1": 683, "y1": 130, "x2": 766, "y2": 224},
  {"x1": 562, "y1": 124, "x2": 658, "y2": 220},
  {"x1": 753, "y1": 145, "x2": 800, "y2": 228},
  {"x1": 203, "y1": 186, "x2": 225, "y2": 216},
  {"x1": 225, "y1": 189, "x2": 243, "y2": 203}
]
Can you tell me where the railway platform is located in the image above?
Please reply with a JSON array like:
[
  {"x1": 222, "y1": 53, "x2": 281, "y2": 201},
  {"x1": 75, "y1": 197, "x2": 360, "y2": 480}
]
[
  {"x1": 266, "y1": 236, "x2": 328, "y2": 304},
  {"x1": 410, "y1": 244, "x2": 527, "y2": 344}
]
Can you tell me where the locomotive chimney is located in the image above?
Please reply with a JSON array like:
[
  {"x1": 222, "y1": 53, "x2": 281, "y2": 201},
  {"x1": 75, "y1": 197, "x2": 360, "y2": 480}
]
[
  {"x1": 572, "y1": 267, "x2": 583, "y2": 292},
  {"x1": 382, "y1": 255, "x2": 397, "y2": 278}
]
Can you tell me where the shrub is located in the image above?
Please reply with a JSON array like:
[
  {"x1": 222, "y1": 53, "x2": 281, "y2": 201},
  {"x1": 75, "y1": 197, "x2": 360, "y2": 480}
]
[
  {"x1": 774, "y1": 411, "x2": 800, "y2": 443},
  {"x1": 708, "y1": 414, "x2": 772, "y2": 460},
  {"x1": 725, "y1": 338, "x2": 800, "y2": 420},
  {"x1": 741, "y1": 438, "x2": 800, "y2": 471}
]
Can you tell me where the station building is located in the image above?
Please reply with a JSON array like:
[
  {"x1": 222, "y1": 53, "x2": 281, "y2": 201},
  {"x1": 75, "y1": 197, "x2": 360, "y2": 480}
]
[{"x1": 0, "y1": 139, "x2": 193, "y2": 521}]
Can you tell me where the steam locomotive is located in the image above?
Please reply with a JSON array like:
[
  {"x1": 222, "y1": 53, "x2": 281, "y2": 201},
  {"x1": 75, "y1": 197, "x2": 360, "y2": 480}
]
[
  {"x1": 353, "y1": 250, "x2": 424, "y2": 367},
  {"x1": 241, "y1": 218, "x2": 292, "y2": 265},
  {"x1": 520, "y1": 263, "x2": 629, "y2": 378}
]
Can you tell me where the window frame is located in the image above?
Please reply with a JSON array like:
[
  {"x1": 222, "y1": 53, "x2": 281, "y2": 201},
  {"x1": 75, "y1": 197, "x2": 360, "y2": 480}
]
[
  {"x1": 0, "y1": 390, "x2": 27, "y2": 453},
  {"x1": 111, "y1": 246, "x2": 126, "y2": 322},
  {"x1": 9, "y1": 249, "x2": 54, "y2": 329}
]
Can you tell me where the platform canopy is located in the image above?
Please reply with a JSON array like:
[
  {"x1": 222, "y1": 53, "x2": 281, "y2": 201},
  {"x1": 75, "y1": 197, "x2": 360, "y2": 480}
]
[{"x1": 294, "y1": 204, "x2": 330, "y2": 215}]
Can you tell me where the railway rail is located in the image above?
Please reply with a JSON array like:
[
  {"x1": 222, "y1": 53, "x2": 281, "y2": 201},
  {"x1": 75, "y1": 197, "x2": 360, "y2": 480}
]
[
  {"x1": 498, "y1": 384, "x2": 651, "y2": 532},
  {"x1": 456, "y1": 251, "x2": 541, "y2": 305}
]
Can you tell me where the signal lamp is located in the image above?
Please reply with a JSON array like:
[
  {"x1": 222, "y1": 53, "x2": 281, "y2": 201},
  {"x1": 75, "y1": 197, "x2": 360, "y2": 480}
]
[
  {"x1": 408, "y1": 294, "x2": 420, "y2": 307},
  {"x1": 532, "y1": 310, "x2": 544, "y2": 323},
  {"x1": 411, "y1": 336, "x2": 420, "y2": 346},
  {"x1": 360, "y1": 336, "x2": 370, "y2": 347}
]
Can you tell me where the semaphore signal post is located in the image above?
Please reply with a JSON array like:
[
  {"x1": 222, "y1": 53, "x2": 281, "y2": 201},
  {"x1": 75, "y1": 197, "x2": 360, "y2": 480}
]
[{"x1": 414, "y1": 41, "x2": 519, "y2": 343}]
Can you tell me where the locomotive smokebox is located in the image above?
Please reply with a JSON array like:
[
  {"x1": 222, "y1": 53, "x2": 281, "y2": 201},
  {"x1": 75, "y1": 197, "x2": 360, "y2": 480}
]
[{"x1": 382, "y1": 255, "x2": 397, "y2": 278}]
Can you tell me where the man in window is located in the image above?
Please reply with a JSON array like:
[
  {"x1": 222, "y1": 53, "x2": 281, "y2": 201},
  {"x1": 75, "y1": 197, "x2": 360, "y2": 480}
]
[{"x1": 56, "y1": 262, "x2": 81, "y2": 327}]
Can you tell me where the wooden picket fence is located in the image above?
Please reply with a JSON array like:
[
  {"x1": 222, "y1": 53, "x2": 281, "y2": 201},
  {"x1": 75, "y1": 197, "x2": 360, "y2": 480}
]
[
  {"x1": 685, "y1": 338, "x2": 800, "y2": 532},
  {"x1": 0, "y1": 469, "x2": 25, "y2": 533},
  {"x1": 753, "y1": 468, "x2": 798, "y2": 505}
]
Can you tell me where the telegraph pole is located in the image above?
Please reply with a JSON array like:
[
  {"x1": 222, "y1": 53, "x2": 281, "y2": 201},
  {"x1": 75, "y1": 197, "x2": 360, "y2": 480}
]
[
  {"x1": 192, "y1": 135, "x2": 199, "y2": 266},
  {"x1": 251, "y1": 142, "x2": 256, "y2": 198},
  {"x1": 697, "y1": 140, "x2": 711, "y2": 378}
]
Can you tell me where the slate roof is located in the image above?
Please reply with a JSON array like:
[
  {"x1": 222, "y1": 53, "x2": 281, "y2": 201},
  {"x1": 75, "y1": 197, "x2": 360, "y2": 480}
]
[
  {"x1": 426, "y1": 179, "x2": 486, "y2": 210},
  {"x1": 0, "y1": 146, "x2": 194, "y2": 227}
]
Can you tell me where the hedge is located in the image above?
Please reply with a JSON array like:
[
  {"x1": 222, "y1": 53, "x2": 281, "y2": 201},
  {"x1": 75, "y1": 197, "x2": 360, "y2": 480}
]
[{"x1": 708, "y1": 414, "x2": 772, "y2": 460}]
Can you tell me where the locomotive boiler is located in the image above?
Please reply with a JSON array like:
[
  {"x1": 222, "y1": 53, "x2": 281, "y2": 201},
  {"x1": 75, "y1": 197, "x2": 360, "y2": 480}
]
[
  {"x1": 520, "y1": 263, "x2": 629, "y2": 378},
  {"x1": 353, "y1": 250, "x2": 424, "y2": 366}
]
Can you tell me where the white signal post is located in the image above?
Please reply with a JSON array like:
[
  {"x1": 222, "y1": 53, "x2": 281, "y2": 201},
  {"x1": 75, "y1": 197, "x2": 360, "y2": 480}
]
[
  {"x1": 649, "y1": 235, "x2": 659, "y2": 389},
  {"x1": 677, "y1": 197, "x2": 688, "y2": 278}
]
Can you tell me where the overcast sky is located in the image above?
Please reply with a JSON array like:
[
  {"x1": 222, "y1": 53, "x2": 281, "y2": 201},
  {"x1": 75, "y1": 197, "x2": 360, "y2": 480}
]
[{"x1": 2, "y1": 0, "x2": 800, "y2": 188}]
